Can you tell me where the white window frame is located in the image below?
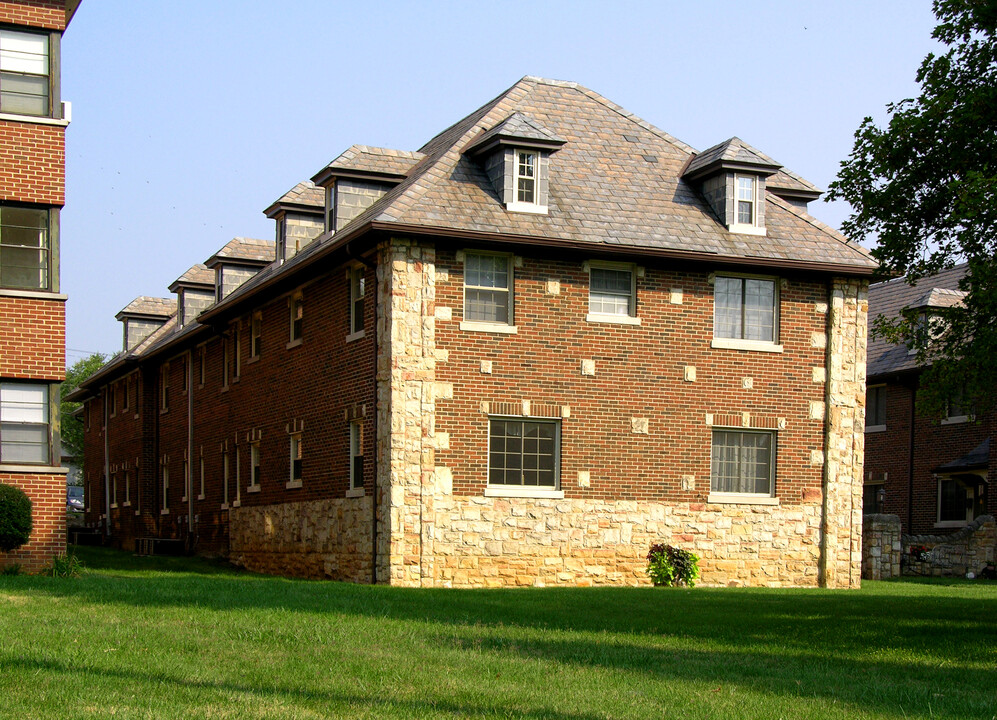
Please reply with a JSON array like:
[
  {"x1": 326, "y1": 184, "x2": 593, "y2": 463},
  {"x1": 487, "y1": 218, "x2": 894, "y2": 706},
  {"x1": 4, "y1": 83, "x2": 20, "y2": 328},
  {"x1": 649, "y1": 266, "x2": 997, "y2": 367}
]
[
  {"x1": 707, "y1": 428, "x2": 779, "y2": 506},
  {"x1": 288, "y1": 292, "x2": 304, "y2": 346},
  {"x1": 460, "y1": 251, "x2": 516, "y2": 333},
  {"x1": 111, "y1": 472, "x2": 117, "y2": 509},
  {"x1": 248, "y1": 441, "x2": 261, "y2": 492},
  {"x1": 160, "y1": 459, "x2": 169, "y2": 515},
  {"x1": 123, "y1": 469, "x2": 131, "y2": 507},
  {"x1": 585, "y1": 261, "x2": 640, "y2": 325},
  {"x1": 198, "y1": 448, "x2": 205, "y2": 500},
  {"x1": 221, "y1": 445, "x2": 230, "y2": 510},
  {"x1": 484, "y1": 416, "x2": 563, "y2": 499},
  {"x1": 250, "y1": 311, "x2": 262, "y2": 360},
  {"x1": 730, "y1": 174, "x2": 765, "y2": 235},
  {"x1": 348, "y1": 266, "x2": 365, "y2": 339},
  {"x1": 160, "y1": 362, "x2": 169, "y2": 412},
  {"x1": 0, "y1": 29, "x2": 51, "y2": 117},
  {"x1": 935, "y1": 476, "x2": 976, "y2": 528},
  {"x1": 287, "y1": 432, "x2": 303, "y2": 489},
  {"x1": 347, "y1": 421, "x2": 364, "y2": 497},
  {"x1": 506, "y1": 149, "x2": 546, "y2": 214},
  {"x1": 711, "y1": 273, "x2": 782, "y2": 352},
  {"x1": 865, "y1": 384, "x2": 887, "y2": 432}
]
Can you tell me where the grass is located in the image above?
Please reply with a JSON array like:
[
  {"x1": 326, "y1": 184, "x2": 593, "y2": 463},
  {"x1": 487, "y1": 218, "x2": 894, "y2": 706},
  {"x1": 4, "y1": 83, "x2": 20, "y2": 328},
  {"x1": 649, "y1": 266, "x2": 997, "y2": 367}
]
[{"x1": 0, "y1": 547, "x2": 994, "y2": 719}]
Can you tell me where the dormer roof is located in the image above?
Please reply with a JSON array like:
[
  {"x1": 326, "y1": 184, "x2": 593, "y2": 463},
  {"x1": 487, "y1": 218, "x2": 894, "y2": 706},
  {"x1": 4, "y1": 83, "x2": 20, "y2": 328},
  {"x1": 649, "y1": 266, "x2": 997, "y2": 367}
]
[
  {"x1": 311, "y1": 146, "x2": 426, "y2": 187},
  {"x1": 464, "y1": 112, "x2": 567, "y2": 158},
  {"x1": 203, "y1": 237, "x2": 274, "y2": 269},
  {"x1": 263, "y1": 181, "x2": 325, "y2": 219},
  {"x1": 767, "y1": 168, "x2": 822, "y2": 203},
  {"x1": 913, "y1": 287, "x2": 967, "y2": 310},
  {"x1": 114, "y1": 296, "x2": 174, "y2": 322},
  {"x1": 683, "y1": 137, "x2": 783, "y2": 182},
  {"x1": 168, "y1": 263, "x2": 214, "y2": 293}
]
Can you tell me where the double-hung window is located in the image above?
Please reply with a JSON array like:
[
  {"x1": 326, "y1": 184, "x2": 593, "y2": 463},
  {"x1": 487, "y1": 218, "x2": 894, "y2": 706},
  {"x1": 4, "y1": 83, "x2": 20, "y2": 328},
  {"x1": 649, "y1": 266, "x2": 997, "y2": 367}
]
[
  {"x1": 463, "y1": 252, "x2": 513, "y2": 327},
  {"x1": 160, "y1": 363, "x2": 169, "y2": 412},
  {"x1": 289, "y1": 433, "x2": 302, "y2": 485},
  {"x1": 713, "y1": 275, "x2": 779, "y2": 349},
  {"x1": 0, "y1": 29, "x2": 49, "y2": 116},
  {"x1": 250, "y1": 311, "x2": 262, "y2": 359},
  {"x1": 349, "y1": 422, "x2": 363, "y2": 493},
  {"x1": 487, "y1": 418, "x2": 560, "y2": 494},
  {"x1": 289, "y1": 293, "x2": 303, "y2": 343},
  {"x1": 710, "y1": 429, "x2": 775, "y2": 499},
  {"x1": 866, "y1": 385, "x2": 886, "y2": 431},
  {"x1": 0, "y1": 382, "x2": 50, "y2": 464},
  {"x1": 0, "y1": 204, "x2": 49, "y2": 290},
  {"x1": 588, "y1": 262, "x2": 637, "y2": 322},
  {"x1": 249, "y1": 442, "x2": 261, "y2": 490},
  {"x1": 736, "y1": 175, "x2": 756, "y2": 225},
  {"x1": 350, "y1": 267, "x2": 365, "y2": 336},
  {"x1": 516, "y1": 151, "x2": 537, "y2": 204}
]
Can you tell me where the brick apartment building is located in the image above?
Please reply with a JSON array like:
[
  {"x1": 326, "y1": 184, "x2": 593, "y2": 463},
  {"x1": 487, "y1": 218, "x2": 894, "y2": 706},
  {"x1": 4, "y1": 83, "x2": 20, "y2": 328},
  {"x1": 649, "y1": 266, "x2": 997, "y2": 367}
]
[
  {"x1": 864, "y1": 264, "x2": 995, "y2": 535},
  {"x1": 72, "y1": 77, "x2": 876, "y2": 588},
  {"x1": 0, "y1": 0, "x2": 78, "y2": 572}
]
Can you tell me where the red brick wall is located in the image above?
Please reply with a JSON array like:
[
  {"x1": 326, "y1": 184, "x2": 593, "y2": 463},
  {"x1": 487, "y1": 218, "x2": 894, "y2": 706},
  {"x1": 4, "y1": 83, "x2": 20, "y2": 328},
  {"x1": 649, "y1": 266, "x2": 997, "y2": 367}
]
[
  {"x1": 0, "y1": 296, "x2": 65, "y2": 378},
  {"x1": 0, "y1": 121, "x2": 66, "y2": 206},
  {"x1": 0, "y1": 471, "x2": 65, "y2": 572},
  {"x1": 0, "y1": 0, "x2": 66, "y2": 31},
  {"x1": 434, "y1": 248, "x2": 827, "y2": 502}
]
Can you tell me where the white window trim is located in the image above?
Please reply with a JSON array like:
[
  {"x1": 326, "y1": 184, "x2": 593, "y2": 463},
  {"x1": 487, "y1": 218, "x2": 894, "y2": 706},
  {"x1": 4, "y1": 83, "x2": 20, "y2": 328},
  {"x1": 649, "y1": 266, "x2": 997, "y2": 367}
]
[
  {"x1": 712, "y1": 272, "x2": 780, "y2": 348},
  {"x1": 940, "y1": 414, "x2": 972, "y2": 426},
  {"x1": 708, "y1": 427, "x2": 778, "y2": 500},
  {"x1": 508, "y1": 149, "x2": 547, "y2": 215},
  {"x1": 707, "y1": 492, "x2": 780, "y2": 506},
  {"x1": 349, "y1": 266, "x2": 365, "y2": 336},
  {"x1": 865, "y1": 383, "x2": 887, "y2": 430},
  {"x1": 486, "y1": 415, "x2": 562, "y2": 498},
  {"x1": 585, "y1": 260, "x2": 639, "y2": 323},
  {"x1": 462, "y1": 251, "x2": 515, "y2": 329},
  {"x1": 506, "y1": 200, "x2": 548, "y2": 215},
  {"x1": 349, "y1": 421, "x2": 364, "y2": 494},
  {"x1": 287, "y1": 432, "x2": 302, "y2": 489},
  {"x1": 484, "y1": 485, "x2": 564, "y2": 499},
  {"x1": 729, "y1": 174, "x2": 765, "y2": 235},
  {"x1": 865, "y1": 424, "x2": 887, "y2": 433},
  {"x1": 935, "y1": 474, "x2": 979, "y2": 528},
  {"x1": 711, "y1": 338, "x2": 784, "y2": 353},
  {"x1": 248, "y1": 442, "x2": 261, "y2": 493}
]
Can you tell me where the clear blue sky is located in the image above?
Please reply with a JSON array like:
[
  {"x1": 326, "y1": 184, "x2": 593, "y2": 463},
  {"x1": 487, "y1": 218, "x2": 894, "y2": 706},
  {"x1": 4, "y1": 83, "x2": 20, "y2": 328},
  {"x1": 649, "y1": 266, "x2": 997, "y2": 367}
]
[{"x1": 59, "y1": 0, "x2": 941, "y2": 362}]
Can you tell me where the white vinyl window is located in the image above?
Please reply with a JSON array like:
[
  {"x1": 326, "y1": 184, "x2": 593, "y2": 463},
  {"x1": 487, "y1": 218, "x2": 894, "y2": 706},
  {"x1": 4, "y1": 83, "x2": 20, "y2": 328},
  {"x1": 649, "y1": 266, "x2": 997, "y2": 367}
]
[
  {"x1": 349, "y1": 422, "x2": 363, "y2": 492},
  {"x1": 290, "y1": 433, "x2": 302, "y2": 484},
  {"x1": 464, "y1": 252, "x2": 513, "y2": 325},
  {"x1": 249, "y1": 442, "x2": 261, "y2": 490},
  {"x1": 516, "y1": 151, "x2": 538, "y2": 204},
  {"x1": 0, "y1": 383, "x2": 50, "y2": 464},
  {"x1": 0, "y1": 29, "x2": 49, "y2": 116},
  {"x1": 736, "y1": 175, "x2": 756, "y2": 225},
  {"x1": 589, "y1": 263, "x2": 636, "y2": 318},
  {"x1": 711, "y1": 430, "x2": 775, "y2": 497}
]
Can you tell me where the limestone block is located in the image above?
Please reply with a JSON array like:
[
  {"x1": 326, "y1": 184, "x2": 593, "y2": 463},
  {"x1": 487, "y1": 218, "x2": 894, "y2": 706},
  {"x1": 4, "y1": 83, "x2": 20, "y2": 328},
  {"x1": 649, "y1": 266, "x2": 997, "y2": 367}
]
[
  {"x1": 742, "y1": 377, "x2": 753, "y2": 389},
  {"x1": 809, "y1": 401, "x2": 826, "y2": 421},
  {"x1": 681, "y1": 475, "x2": 695, "y2": 491},
  {"x1": 684, "y1": 366, "x2": 697, "y2": 382},
  {"x1": 577, "y1": 471, "x2": 591, "y2": 488},
  {"x1": 545, "y1": 279, "x2": 561, "y2": 295},
  {"x1": 581, "y1": 359, "x2": 596, "y2": 376},
  {"x1": 631, "y1": 417, "x2": 649, "y2": 434},
  {"x1": 480, "y1": 360, "x2": 492, "y2": 374},
  {"x1": 812, "y1": 366, "x2": 826, "y2": 383},
  {"x1": 811, "y1": 332, "x2": 827, "y2": 349},
  {"x1": 670, "y1": 288, "x2": 683, "y2": 304}
]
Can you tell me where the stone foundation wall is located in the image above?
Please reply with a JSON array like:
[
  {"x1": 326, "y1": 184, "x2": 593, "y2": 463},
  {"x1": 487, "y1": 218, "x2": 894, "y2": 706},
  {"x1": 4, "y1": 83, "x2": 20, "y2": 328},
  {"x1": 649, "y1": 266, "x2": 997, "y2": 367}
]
[
  {"x1": 861, "y1": 514, "x2": 901, "y2": 580},
  {"x1": 902, "y1": 515, "x2": 996, "y2": 577},
  {"x1": 229, "y1": 496, "x2": 372, "y2": 580},
  {"x1": 428, "y1": 496, "x2": 823, "y2": 587}
]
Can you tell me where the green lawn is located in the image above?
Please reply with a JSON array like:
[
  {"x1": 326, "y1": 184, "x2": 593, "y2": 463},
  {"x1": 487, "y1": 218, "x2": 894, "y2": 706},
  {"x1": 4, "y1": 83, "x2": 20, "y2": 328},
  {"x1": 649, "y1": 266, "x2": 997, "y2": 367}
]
[{"x1": 0, "y1": 548, "x2": 994, "y2": 719}]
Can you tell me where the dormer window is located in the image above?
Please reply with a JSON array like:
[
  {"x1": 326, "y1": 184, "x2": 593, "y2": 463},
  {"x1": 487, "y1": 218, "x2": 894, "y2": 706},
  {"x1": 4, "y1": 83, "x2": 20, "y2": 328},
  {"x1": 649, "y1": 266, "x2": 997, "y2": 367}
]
[
  {"x1": 737, "y1": 176, "x2": 756, "y2": 225},
  {"x1": 516, "y1": 151, "x2": 537, "y2": 204}
]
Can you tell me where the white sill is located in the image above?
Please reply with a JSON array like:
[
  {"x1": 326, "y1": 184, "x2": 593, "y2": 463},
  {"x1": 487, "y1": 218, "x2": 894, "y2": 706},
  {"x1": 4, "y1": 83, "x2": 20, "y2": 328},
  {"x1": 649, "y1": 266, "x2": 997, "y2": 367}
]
[
  {"x1": 246, "y1": 356, "x2": 259, "y2": 365},
  {"x1": 0, "y1": 111, "x2": 70, "y2": 127},
  {"x1": 110, "y1": 503, "x2": 118, "y2": 509},
  {"x1": 346, "y1": 329, "x2": 365, "y2": 343},
  {"x1": 231, "y1": 500, "x2": 241, "y2": 508},
  {"x1": 459, "y1": 321, "x2": 518, "y2": 334},
  {"x1": 197, "y1": 494, "x2": 205, "y2": 501},
  {"x1": 506, "y1": 201, "x2": 548, "y2": 215},
  {"x1": 181, "y1": 496, "x2": 187, "y2": 503},
  {"x1": 585, "y1": 313, "x2": 641, "y2": 326},
  {"x1": 728, "y1": 223, "x2": 767, "y2": 236},
  {"x1": 711, "y1": 338, "x2": 784, "y2": 353},
  {"x1": 286, "y1": 480, "x2": 302, "y2": 489},
  {"x1": 934, "y1": 520, "x2": 968, "y2": 529},
  {"x1": 707, "y1": 493, "x2": 779, "y2": 506},
  {"x1": 221, "y1": 502, "x2": 229, "y2": 511},
  {"x1": 122, "y1": 501, "x2": 131, "y2": 507},
  {"x1": 865, "y1": 424, "x2": 887, "y2": 434},
  {"x1": 0, "y1": 288, "x2": 68, "y2": 301},
  {"x1": 346, "y1": 487, "x2": 365, "y2": 498},
  {"x1": 135, "y1": 509, "x2": 141, "y2": 516},
  {"x1": 286, "y1": 338, "x2": 303, "y2": 349},
  {"x1": 940, "y1": 415, "x2": 971, "y2": 426},
  {"x1": 160, "y1": 508, "x2": 169, "y2": 515},
  {"x1": 484, "y1": 486, "x2": 564, "y2": 499},
  {"x1": 0, "y1": 464, "x2": 69, "y2": 474},
  {"x1": 247, "y1": 484, "x2": 261, "y2": 494}
]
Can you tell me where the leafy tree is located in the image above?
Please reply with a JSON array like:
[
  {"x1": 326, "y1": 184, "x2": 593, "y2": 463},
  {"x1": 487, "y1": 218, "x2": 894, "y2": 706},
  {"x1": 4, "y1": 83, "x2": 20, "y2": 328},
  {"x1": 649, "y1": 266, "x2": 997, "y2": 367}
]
[
  {"x1": 0, "y1": 483, "x2": 32, "y2": 553},
  {"x1": 828, "y1": 0, "x2": 997, "y2": 415},
  {"x1": 61, "y1": 353, "x2": 107, "y2": 475}
]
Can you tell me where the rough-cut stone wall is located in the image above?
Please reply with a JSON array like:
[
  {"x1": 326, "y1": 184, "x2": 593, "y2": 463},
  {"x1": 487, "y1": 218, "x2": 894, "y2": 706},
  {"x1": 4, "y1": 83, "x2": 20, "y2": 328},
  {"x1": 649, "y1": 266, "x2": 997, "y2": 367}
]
[
  {"x1": 429, "y1": 497, "x2": 822, "y2": 587},
  {"x1": 862, "y1": 514, "x2": 901, "y2": 580},
  {"x1": 903, "y1": 515, "x2": 996, "y2": 577},
  {"x1": 229, "y1": 496, "x2": 372, "y2": 580},
  {"x1": 377, "y1": 238, "x2": 437, "y2": 586},
  {"x1": 821, "y1": 277, "x2": 868, "y2": 588}
]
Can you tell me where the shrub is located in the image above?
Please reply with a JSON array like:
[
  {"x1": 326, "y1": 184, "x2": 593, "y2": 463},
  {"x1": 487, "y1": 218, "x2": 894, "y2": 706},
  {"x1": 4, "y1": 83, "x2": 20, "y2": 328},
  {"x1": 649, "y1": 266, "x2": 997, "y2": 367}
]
[
  {"x1": 47, "y1": 553, "x2": 85, "y2": 578},
  {"x1": 0, "y1": 483, "x2": 32, "y2": 552},
  {"x1": 2, "y1": 563, "x2": 22, "y2": 576},
  {"x1": 646, "y1": 543, "x2": 700, "y2": 587}
]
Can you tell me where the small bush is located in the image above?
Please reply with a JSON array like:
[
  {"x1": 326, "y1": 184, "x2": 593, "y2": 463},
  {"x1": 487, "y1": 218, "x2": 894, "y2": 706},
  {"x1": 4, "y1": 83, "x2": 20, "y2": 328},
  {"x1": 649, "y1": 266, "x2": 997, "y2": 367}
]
[
  {"x1": 47, "y1": 553, "x2": 85, "y2": 578},
  {"x1": 2, "y1": 563, "x2": 23, "y2": 576},
  {"x1": 646, "y1": 543, "x2": 700, "y2": 587},
  {"x1": 0, "y1": 483, "x2": 33, "y2": 552}
]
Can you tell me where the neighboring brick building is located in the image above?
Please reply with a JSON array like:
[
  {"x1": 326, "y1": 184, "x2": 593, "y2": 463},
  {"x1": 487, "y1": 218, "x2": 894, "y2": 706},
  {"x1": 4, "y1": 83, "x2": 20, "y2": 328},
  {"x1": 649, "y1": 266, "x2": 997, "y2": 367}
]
[
  {"x1": 864, "y1": 264, "x2": 995, "y2": 535},
  {"x1": 0, "y1": 0, "x2": 79, "y2": 572},
  {"x1": 72, "y1": 77, "x2": 876, "y2": 587}
]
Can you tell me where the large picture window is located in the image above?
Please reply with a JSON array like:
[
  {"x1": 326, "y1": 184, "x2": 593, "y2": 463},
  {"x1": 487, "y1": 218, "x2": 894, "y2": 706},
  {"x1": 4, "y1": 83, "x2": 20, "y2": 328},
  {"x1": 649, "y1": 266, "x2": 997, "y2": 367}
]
[
  {"x1": 714, "y1": 276, "x2": 777, "y2": 343},
  {"x1": 0, "y1": 383, "x2": 50, "y2": 464},
  {"x1": 0, "y1": 29, "x2": 49, "y2": 116},
  {"x1": 0, "y1": 205, "x2": 49, "y2": 290},
  {"x1": 711, "y1": 429, "x2": 775, "y2": 496},
  {"x1": 488, "y1": 418, "x2": 559, "y2": 488},
  {"x1": 464, "y1": 253, "x2": 512, "y2": 325}
]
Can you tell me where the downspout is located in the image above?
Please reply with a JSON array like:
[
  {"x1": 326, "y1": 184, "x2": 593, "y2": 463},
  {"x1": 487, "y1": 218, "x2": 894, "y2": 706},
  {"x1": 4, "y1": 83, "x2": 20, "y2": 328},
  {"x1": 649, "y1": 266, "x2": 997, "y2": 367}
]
[
  {"x1": 348, "y1": 241, "x2": 380, "y2": 584},
  {"x1": 103, "y1": 386, "x2": 111, "y2": 538},
  {"x1": 187, "y1": 349, "x2": 195, "y2": 552}
]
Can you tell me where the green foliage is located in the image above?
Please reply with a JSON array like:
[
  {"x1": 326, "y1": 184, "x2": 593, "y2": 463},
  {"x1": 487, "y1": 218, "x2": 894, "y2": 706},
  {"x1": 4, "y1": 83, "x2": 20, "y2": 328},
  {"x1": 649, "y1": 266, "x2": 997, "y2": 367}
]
[
  {"x1": 45, "y1": 552, "x2": 85, "y2": 578},
  {"x1": 0, "y1": 483, "x2": 32, "y2": 552},
  {"x1": 61, "y1": 352, "x2": 107, "y2": 473},
  {"x1": 828, "y1": 0, "x2": 997, "y2": 415},
  {"x1": 646, "y1": 543, "x2": 700, "y2": 587},
  {"x1": 1, "y1": 563, "x2": 23, "y2": 576}
]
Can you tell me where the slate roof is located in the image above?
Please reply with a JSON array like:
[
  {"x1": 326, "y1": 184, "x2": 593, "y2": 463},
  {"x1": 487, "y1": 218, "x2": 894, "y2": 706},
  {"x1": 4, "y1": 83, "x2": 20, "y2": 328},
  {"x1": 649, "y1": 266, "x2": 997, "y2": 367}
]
[
  {"x1": 204, "y1": 237, "x2": 274, "y2": 267},
  {"x1": 317, "y1": 145, "x2": 426, "y2": 180},
  {"x1": 169, "y1": 263, "x2": 214, "y2": 291},
  {"x1": 867, "y1": 264, "x2": 969, "y2": 379},
  {"x1": 936, "y1": 437, "x2": 991, "y2": 473},
  {"x1": 464, "y1": 111, "x2": 567, "y2": 155},
  {"x1": 684, "y1": 137, "x2": 783, "y2": 179},
  {"x1": 115, "y1": 296, "x2": 174, "y2": 321},
  {"x1": 767, "y1": 167, "x2": 822, "y2": 199},
  {"x1": 264, "y1": 181, "x2": 325, "y2": 217}
]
